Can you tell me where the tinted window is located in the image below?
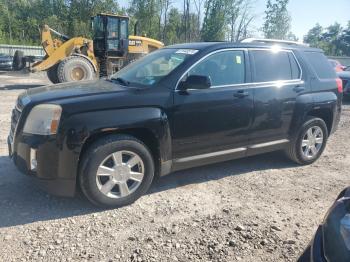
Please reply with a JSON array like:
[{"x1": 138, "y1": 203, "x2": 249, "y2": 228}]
[
  {"x1": 251, "y1": 50, "x2": 293, "y2": 82},
  {"x1": 188, "y1": 50, "x2": 245, "y2": 86},
  {"x1": 288, "y1": 53, "x2": 301, "y2": 79},
  {"x1": 304, "y1": 52, "x2": 336, "y2": 79}
]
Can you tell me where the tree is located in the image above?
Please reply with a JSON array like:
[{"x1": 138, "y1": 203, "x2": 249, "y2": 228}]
[
  {"x1": 128, "y1": 0, "x2": 160, "y2": 39},
  {"x1": 263, "y1": 0, "x2": 291, "y2": 40},
  {"x1": 304, "y1": 22, "x2": 350, "y2": 56},
  {"x1": 226, "y1": 0, "x2": 255, "y2": 42},
  {"x1": 164, "y1": 7, "x2": 182, "y2": 44},
  {"x1": 201, "y1": 0, "x2": 228, "y2": 41},
  {"x1": 304, "y1": 23, "x2": 323, "y2": 47},
  {"x1": 322, "y1": 23, "x2": 343, "y2": 56}
]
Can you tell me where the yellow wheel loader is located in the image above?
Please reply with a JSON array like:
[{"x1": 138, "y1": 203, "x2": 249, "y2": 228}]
[{"x1": 15, "y1": 14, "x2": 164, "y2": 84}]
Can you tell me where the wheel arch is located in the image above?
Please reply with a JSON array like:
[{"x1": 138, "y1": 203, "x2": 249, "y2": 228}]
[
  {"x1": 79, "y1": 127, "x2": 162, "y2": 177},
  {"x1": 290, "y1": 92, "x2": 338, "y2": 138},
  {"x1": 62, "y1": 107, "x2": 173, "y2": 187},
  {"x1": 306, "y1": 108, "x2": 333, "y2": 135}
]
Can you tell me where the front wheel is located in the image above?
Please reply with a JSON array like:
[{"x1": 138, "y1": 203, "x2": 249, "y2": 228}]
[
  {"x1": 57, "y1": 56, "x2": 96, "y2": 83},
  {"x1": 79, "y1": 135, "x2": 155, "y2": 208},
  {"x1": 286, "y1": 117, "x2": 328, "y2": 165}
]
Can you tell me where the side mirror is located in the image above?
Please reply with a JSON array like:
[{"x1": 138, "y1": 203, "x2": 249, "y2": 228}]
[{"x1": 179, "y1": 75, "x2": 211, "y2": 90}]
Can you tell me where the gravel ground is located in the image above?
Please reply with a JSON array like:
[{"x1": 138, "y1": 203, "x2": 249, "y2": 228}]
[{"x1": 0, "y1": 71, "x2": 349, "y2": 262}]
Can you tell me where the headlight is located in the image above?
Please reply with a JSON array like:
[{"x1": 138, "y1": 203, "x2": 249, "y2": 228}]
[{"x1": 23, "y1": 104, "x2": 62, "y2": 135}]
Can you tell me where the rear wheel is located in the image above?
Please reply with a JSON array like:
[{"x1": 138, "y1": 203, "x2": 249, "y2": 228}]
[
  {"x1": 79, "y1": 135, "x2": 155, "y2": 208},
  {"x1": 46, "y1": 64, "x2": 59, "y2": 84},
  {"x1": 57, "y1": 56, "x2": 96, "y2": 83},
  {"x1": 13, "y1": 50, "x2": 25, "y2": 71},
  {"x1": 285, "y1": 117, "x2": 328, "y2": 165}
]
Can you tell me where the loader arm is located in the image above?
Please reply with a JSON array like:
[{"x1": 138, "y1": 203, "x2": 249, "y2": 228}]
[{"x1": 31, "y1": 25, "x2": 97, "y2": 73}]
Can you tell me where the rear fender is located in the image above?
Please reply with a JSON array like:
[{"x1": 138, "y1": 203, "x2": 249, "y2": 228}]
[{"x1": 289, "y1": 92, "x2": 338, "y2": 138}]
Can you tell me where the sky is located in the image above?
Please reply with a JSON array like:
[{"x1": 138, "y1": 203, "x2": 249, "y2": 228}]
[{"x1": 120, "y1": 0, "x2": 350, "y2": 40}]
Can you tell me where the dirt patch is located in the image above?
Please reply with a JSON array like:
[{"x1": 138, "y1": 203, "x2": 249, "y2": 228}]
[{"x1": 0, "y1": 72, "x2": 349, "y2": 261}]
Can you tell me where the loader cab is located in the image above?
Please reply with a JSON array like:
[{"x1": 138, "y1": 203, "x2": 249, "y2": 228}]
[{"x1": 92, "y1": 14, "x2": 129, "y2": 59}]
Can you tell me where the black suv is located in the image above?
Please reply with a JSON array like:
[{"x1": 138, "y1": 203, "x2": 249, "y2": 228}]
[{"x1": 8, "y1": 39, "x2": 342, "y2": 207}]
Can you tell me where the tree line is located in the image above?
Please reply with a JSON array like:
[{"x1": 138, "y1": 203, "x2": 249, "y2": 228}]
[
  {"x1": 304, "y1": 22, "x2": 350, "y2": 57},
  {"x1": 0, "y1": 0, "x2": 349, "y2": 56}
]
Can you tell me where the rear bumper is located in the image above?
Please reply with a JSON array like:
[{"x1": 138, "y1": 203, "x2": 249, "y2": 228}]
[{"x1": 8, "y1": 134, "x2": 77, "y2": 197}]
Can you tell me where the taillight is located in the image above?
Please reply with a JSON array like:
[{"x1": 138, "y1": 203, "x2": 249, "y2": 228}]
[{"x1": 336, "y1": 78, "x2": 343, "y2": 93}]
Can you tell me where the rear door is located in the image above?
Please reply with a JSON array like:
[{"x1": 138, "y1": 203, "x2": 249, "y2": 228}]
[
  {"x1": 248, "y1": 48, "x2": 305, "y2": 147},
  {"x1": 171, "y1": 49, "x2": 254, "y2": 161}
]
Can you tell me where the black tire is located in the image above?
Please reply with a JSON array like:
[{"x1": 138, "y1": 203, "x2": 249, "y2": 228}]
[
  {"x1": 13, "y1": 50, "x2": 25, "y2": 71},
  {"x1": 46, "y1": 64, "x2": 60, "y2": 84},
  {"x1": 57, "y1": 56, "x2": 96, "y2": 83},
  {"x1": 285, "y1": 117, "x2": 328, "y2": 165},
  {"x1": 79, "y1": 135, "x2": 155, "y2": 208}
]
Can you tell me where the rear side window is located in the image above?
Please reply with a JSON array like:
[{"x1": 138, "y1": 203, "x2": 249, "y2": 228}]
[
  {"x1": 251, "y1": 50, "x2": 298, "y2": 82},
  {"x1": 304, "y1": 51, "x2": 336, "y2": 79}
]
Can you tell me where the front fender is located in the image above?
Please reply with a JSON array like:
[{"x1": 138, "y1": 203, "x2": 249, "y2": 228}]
[{"x1": 58, "y1": 107, "x2": 172, "y2": 180}]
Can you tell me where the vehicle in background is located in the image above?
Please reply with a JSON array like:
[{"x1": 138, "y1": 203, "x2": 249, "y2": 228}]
[
  {"x1": 13, "y1": 14, "x2": 164, "y2": 84},
  {"x1": 329, "y1": 59, "x2": 346, "y2": 72},
  {"x1": 8, "y1": 39, "x2": 342, "y2": 208},
  {"x1": 338, "y1": 71, "x2": 350, "y2": 97},
  {"x1": 298, "y1": 187, "x2": 350, "y2": 262},
  {"x1": 0, "y1": 53, "x2": 13, "y2": 70}
]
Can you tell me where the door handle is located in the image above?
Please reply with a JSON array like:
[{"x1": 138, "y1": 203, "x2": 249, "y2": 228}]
[
  {"x1": 293, "y1": 86, "x2": 305, "y2": 93},
  {"x1": 234, "y1": 90, "x2": 249, "y2": 98}
]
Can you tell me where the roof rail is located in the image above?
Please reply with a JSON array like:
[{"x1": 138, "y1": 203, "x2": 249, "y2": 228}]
[{"x1": 241, "y1": 38, "x2": 309, "y2": 47}]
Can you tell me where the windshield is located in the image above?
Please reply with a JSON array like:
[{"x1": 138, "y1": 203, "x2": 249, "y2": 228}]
[{"x1": 111, "y1": 48, "x2": 198, "y2": 87}]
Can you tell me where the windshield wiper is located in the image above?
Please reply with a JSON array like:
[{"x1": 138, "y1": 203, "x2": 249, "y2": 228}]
[{"x1": 110, "y1": 77, "x2": 130, "y2": 86}]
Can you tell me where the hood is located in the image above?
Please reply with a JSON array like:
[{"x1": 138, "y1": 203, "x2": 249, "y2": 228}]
[{"x1": 25, "y1": 79, "x2": 128, "y2": 103}]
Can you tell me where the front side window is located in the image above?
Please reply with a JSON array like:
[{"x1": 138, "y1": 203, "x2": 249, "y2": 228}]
[
  {"x1": 251, "y1": 50, "x2": 299, "y2": 82},
  {"x1": 92, "y1": 16, "x2": 104, "y2": 39},
  {"x1": 188, "y1": 50, "x2": 245, "y2": 86},
  {"x1": 107, "y1": 17, "x2": 119, "y2": 50},
  {"x1": 111, "y1": 48, "x2": 196, "y2": 87}
]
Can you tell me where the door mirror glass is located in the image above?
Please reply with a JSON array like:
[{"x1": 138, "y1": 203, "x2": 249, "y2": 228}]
[{"x1": 179, "y1": 75, "x2": 211, "y2": 90}]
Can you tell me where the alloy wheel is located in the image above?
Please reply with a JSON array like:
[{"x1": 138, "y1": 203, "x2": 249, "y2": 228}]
[
  {"x1": 96, "y1": 150, "x2": 145, "y2": 198},
  {"x1": 301, "y1": 126, "x2": 324, "y2": 159}
]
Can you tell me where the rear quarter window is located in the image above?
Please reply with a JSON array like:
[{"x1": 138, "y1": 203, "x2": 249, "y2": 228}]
[{"x1": 304, "y1": 51, "x2": 336, "y2": 79}]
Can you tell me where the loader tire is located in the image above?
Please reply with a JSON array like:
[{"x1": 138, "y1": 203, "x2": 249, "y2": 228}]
[
  {"x1": 46, "y1": 64, "x2": 60, "y2": 84},
  {"x1": 13, "y1": 50, "x2": 25, "y2": 71},
  {"x1": 57, "y1": 56, "x2": 96, "y2": 83}
]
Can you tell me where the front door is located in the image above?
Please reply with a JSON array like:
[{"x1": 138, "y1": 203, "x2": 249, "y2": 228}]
[{"x1": 171, "y1": 49, "x2": 254, "y2": 162}]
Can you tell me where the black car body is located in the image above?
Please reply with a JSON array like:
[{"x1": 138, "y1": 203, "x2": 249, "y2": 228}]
[
  {"x1": 8, "y1": 40, "x2": 343, "y2": 207},
  {"x1": 338, "y1": 71, "x2": 350, "y2": 96},
  {"x1": 0, "y1": 53, "x2": 13, "y2": 70},
  {"x1": 299, "y1": 187, "x2": 350, "y2": 262}
]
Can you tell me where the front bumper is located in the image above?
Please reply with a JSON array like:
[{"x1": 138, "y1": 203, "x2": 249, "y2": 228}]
[
  {"x1": 0, "y1": 64, "x2": 13, "y2": 70},
  {"x1": 8, "y1": 133, "x2": 77, "y2": 197}
]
